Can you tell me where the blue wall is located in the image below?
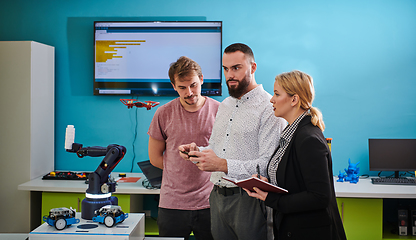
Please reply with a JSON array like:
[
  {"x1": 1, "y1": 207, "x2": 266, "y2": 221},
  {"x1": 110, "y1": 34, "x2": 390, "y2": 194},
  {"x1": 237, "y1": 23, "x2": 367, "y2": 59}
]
[{"x1": 1, "y1": 0, "x2": 416, "y2": 176}]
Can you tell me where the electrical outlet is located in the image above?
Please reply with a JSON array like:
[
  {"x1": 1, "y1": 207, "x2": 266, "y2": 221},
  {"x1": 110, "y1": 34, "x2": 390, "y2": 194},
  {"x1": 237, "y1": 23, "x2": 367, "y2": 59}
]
[{"x1": 143, "y1": 210, "x2": 151, "y2": 217}]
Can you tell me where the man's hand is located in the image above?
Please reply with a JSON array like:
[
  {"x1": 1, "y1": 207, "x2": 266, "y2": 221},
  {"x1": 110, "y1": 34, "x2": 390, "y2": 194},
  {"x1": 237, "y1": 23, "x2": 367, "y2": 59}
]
[
  {"x1": 178, "y1": 143, "x2": 199, "y2": 160},
  {"x1": 189, "y1": 149, "x2": 228, "y2": 173}
]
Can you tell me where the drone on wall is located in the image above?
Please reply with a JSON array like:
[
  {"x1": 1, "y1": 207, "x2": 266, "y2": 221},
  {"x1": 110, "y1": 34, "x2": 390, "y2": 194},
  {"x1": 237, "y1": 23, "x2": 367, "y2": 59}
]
[{"x1": 120, "y1": 99, "x2": 159, "y2": 110}]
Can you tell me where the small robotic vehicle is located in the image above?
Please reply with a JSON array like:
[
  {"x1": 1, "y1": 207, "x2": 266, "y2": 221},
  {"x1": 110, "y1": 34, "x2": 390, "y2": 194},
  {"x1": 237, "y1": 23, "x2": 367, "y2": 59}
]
[
  {"x1": 43, "y1": 207, "x2": 80, "y2": 230},
  {"x1": 92, "y1": 205, "x2": 128, "y2": 227}
]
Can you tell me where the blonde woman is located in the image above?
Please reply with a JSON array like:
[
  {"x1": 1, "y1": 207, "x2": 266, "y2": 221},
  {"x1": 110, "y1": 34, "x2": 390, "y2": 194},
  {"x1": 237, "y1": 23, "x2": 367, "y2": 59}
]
[{"x1": 245, "y1": 70, "x2": 346, "y2": 240}]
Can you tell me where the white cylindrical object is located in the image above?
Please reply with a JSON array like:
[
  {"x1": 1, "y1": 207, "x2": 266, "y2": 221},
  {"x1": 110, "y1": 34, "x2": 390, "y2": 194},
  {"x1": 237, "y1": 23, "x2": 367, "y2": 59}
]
[{"x1": 65, "y1": 125, "x2": 75, "y2": 150}]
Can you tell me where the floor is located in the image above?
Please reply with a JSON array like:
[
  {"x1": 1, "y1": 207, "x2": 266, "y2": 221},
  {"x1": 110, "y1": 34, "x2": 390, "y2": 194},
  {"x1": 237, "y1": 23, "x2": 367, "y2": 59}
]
[
  {"x1": 0, "y1": 234, "x2": 28, "y2": 240},
  {"x1": 0, "y1": 233, "x2": 185, "y2": 240}
]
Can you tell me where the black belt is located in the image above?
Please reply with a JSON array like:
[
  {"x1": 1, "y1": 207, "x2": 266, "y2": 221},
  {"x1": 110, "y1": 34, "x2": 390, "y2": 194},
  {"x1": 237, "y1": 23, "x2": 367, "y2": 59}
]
[{"x1": 214, "y1": 185, "x2": 240, "y2": 196}]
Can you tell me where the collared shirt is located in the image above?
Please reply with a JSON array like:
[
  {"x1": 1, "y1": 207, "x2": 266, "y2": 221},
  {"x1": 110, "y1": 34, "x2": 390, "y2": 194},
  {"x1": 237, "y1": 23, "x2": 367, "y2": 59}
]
[
  {"x1": 201, "y1": 85, "x2": 287, "y2": 187},
  {"x1": 268, "y1": 111, "x2": 308, "y2": 185}
]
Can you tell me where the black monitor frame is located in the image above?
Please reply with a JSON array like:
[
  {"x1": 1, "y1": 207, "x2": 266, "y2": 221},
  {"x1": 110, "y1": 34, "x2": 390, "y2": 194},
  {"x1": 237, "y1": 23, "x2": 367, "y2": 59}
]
[
  {"x1": 93, "y1": 21, "x2": 223, "y2": 96},
  {"x1": 369, "y1": 139, "x2": 416, "y2": 178}
]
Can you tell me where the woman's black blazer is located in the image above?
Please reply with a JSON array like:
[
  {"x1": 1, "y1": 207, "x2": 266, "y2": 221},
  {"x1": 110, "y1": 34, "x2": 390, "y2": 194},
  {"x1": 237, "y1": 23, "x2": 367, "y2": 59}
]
[{"x1": 265, "y1": 116, "x2": 346, "y2": 240}]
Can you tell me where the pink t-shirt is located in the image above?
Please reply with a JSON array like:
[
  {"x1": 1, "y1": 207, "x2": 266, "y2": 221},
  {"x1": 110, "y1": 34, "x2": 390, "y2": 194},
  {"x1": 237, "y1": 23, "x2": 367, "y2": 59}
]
[{"x1": 147, "y1": 97, "x2": 220, "y2": 210}]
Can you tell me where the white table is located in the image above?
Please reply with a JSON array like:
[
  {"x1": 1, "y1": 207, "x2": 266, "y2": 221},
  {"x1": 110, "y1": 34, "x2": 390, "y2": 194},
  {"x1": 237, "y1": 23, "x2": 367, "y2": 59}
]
[
  {"x1": 334, "y1": 176, "x2": 416, "y2": 198},
  {"x1": 29, "y1": 213, "x2": 145, "y2": 239},
  {"x1": 19, "y1": 173, "x2": 160, "y2": 237},
  {"x1": 18, "y1": 173, "x2": 160, "y2": 194},
  {"x1": 20, "y1": 174, "x2": 416, "y2": 198}
]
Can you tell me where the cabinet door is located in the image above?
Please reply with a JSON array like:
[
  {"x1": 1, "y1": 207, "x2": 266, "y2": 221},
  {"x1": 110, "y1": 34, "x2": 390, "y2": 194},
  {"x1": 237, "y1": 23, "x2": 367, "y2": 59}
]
[
  {"x1": 42, "y1": 192, "x2": 130, "y2": 222},
  {"x1": 337, "y1": 198, "x2": 383, "y2": 240}
]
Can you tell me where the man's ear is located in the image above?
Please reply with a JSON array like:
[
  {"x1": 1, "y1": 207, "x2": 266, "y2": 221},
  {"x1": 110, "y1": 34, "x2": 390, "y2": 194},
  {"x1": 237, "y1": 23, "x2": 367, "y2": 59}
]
[
  {"x1": 251, "y1": 62, "x2": 257, "y2": 74},
  {"x1": 171, "y1": 82, "x2": 177, "y2": 92}
]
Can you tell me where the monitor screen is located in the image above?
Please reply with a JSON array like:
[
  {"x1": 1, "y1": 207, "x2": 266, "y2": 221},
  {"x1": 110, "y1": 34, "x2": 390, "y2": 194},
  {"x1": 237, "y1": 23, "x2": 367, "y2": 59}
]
[
  {"x1": 94, "y1": 21, "x2": 222, "y2": 96},
  {"x1": 368, "y1": 139, "x2": 416, "y2": 174}
]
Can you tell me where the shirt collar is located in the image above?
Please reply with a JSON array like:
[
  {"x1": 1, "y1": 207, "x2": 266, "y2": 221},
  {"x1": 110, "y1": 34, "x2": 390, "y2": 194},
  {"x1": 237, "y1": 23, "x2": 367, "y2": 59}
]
[
  {"x1": 233, "y1": 84, "x2": 264, "y2": 102},
  {"x1": 280, "y1": 111, "x2": 308, "y2": 144}
]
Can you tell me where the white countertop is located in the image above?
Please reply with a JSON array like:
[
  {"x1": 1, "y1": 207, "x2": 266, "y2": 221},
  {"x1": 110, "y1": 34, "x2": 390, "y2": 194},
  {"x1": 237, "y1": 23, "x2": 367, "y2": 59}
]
[
  {"x1": 18, "y1": 173, "x2": 416, "y2": 199},
  {"x1": 334, "y1": 177, "x2": 416, "y2": 198},
  {"x1": 18, "y1": 172, "x2": 160, "y2": 195},
  {"x1": 29, "y1": 213, "x2": 145, "y2": 239}
]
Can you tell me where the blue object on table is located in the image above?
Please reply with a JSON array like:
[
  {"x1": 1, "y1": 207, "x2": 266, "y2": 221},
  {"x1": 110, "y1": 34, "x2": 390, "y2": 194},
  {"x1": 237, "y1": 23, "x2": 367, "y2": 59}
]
[{"x1": 344, "y1": 158, "x2": 360, "y2": 184}]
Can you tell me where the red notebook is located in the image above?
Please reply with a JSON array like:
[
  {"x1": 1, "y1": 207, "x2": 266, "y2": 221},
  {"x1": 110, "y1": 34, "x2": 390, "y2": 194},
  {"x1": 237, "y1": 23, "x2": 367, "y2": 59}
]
[{"x1": 222, "y1": 176, "x2": 288, "y2": 193}]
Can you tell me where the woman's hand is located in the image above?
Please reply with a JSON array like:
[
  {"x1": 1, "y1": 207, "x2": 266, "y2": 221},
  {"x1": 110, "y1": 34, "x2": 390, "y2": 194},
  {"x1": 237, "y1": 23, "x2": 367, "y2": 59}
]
[{"x1": 243, "y1": 174, "x2": 269, "y2": 201}]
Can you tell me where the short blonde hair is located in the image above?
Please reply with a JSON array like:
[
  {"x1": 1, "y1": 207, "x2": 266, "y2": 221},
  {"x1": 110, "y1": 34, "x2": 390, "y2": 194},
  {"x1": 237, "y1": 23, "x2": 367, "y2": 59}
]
[{"x1": 275, "y1": 70, "x2": 325, "y2": 131}]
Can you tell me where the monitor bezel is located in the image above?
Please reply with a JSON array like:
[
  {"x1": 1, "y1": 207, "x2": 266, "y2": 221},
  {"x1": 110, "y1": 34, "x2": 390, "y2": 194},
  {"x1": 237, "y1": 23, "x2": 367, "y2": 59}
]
[
  {"x1": 368, "y1": 138, "x2": 416, "y2": 176},
  {"x1": 93, "y1": 20, "x2": 223, "y2": 96}
]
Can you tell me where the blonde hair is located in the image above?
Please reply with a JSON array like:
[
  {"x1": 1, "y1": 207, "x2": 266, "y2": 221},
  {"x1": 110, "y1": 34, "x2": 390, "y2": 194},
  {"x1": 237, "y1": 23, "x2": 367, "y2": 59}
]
[{"x1": 275, "y1": 70, "x2": 325, "y2": 131}]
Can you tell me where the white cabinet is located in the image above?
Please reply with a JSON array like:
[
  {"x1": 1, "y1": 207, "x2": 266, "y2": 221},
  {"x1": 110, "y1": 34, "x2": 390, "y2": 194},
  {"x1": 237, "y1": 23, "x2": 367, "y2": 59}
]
[{"x1": 0, "y1": 41, "x2": 54, "y2": 232}]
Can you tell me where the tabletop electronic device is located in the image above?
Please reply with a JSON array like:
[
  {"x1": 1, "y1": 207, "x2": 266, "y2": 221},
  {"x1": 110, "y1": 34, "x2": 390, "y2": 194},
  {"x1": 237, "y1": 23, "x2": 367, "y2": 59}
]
[
  {"x1": 137, "y1": 160, "x2": 162, "y2": 189},
  {"x1": 369, "y1": 139, "x2": 416, "y2": 185}
]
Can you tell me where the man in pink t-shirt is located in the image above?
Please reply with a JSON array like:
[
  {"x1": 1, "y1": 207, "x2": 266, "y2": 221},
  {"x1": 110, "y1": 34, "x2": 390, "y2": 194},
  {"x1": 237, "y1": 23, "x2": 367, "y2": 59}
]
[{"x1": 147, "y1": 56, "x2": 220, "y2": 240}]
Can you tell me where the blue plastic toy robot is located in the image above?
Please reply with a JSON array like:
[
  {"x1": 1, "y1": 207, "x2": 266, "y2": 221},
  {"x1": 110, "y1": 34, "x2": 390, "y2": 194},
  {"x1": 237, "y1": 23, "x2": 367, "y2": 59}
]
[{"x1": 344, "y1": 159, "x2": 360, "y2": 184}]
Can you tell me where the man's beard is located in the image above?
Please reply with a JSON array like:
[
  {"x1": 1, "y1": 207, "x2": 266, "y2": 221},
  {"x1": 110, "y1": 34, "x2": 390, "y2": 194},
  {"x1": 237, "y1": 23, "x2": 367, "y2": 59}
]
[
  {"x1": 184, "y1": 94, "x2": 199, "y2": 105},
  {"x1": 227, "y1": 76, "x2": 250, "y2": 98}
]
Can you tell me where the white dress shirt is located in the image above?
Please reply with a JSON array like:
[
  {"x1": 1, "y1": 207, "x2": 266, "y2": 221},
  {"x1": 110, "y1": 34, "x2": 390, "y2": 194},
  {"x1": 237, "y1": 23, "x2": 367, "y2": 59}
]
[{"x1": 201, "y1": 85, "x2": 287, "y2": 187}]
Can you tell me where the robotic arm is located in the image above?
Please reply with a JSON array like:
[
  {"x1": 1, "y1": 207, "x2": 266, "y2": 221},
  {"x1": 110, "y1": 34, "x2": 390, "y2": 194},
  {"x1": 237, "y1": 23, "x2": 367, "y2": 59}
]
[
  {"x1": 67, "y1": 143, "x2": 126, "y2": 195},
  {"x1": 64, "y1": 99, "x2": 157, "y2": 219}
]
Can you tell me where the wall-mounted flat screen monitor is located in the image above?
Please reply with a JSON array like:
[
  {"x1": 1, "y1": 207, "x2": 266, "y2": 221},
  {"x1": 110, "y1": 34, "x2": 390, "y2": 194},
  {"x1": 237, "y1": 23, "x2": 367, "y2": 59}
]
[
  {"x1": 369, "y1": 139, "x2": 416, "y2": 177},
  {"x1": 94, "y1": 21, "x2": 222, "y2": 96}
]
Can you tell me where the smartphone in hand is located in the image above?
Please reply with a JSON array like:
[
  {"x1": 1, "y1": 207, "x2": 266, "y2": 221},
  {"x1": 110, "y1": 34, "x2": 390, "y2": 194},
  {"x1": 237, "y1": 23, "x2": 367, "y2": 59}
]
[
  {"x1": 180, "y1": 150, "x2": 198, "y2": 158},
  {"x1": 180, "y1": 150, "x2": 199, "y2": 164}
]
